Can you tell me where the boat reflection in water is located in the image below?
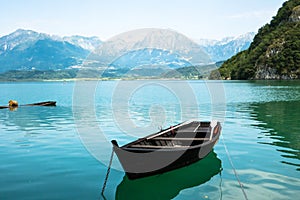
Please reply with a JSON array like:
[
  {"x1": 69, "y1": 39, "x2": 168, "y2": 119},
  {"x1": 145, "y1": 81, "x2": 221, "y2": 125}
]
[{"x1": 115, "y1": 151, "x2": 222, "y2": 200}]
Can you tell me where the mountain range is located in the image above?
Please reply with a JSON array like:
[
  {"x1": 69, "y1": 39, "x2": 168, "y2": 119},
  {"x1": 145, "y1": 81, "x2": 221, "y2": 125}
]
[
  {"x1": 0, "y1": 29, "x2": 94, "y2": 72},
  {"x1": 197, "y1": 32, "x2": 255, "y2": 62},
  {"x1": 0, "y1": 28, "x2": 254, "y2": 79},
  {"x1": 95, "y1": 28, "x2": 212, "y2": 71}
]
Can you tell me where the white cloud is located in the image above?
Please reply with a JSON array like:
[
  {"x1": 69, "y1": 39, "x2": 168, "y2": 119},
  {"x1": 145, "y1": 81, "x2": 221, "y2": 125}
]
[{"x1": 227, "y1": 10, "x2": 276, "y2": 20}]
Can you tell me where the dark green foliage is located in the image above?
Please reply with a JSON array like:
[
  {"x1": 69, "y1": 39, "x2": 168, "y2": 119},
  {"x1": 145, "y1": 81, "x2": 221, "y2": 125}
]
[
  {"x1": 218, "y1": 0, "x2": 300, "y2": 79},
  {"x1": 163, "y1": 65, "x2": 219, "y2": 79},
  {"x1": 0, "y1": 69, "x2": 79, "y2": 81}
]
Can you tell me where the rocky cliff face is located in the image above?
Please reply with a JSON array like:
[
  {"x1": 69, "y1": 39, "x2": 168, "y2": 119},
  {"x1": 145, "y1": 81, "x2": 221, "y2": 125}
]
[{"x1": 289, "y1": 5, "x2": 300, "y2": 22}]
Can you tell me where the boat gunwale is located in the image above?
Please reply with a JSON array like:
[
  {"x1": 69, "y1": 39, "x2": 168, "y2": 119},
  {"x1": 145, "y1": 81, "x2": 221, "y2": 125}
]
[
  {"x1": 119, "y1": 128, "x2": 221, "y2": 152},
  {"x1": 120, "y1": 121, "x2": 213, "y2": 148}
]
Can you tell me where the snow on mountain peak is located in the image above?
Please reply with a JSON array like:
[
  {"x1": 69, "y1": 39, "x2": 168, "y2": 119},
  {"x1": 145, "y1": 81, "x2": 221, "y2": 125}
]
[{"x1": 197, "y1": 32, "x2": 256, "y2": 62}]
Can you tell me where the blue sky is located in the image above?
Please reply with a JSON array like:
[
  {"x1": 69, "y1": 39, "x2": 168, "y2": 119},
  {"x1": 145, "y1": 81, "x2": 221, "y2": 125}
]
[{"x1": 1, "y1": 0, "x2": 286, "y2": 40}]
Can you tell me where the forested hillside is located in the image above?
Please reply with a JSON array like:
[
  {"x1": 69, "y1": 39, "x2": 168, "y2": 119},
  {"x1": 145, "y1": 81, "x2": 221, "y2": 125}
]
[{"x1": 216, "y1": 0, "x2": 300, "y2": 80}]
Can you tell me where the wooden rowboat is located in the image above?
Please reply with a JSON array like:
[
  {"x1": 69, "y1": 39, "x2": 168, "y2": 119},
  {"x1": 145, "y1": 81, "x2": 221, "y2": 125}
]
[{"x1": 111, "y1": 120, "x2": 221, "y2": 180}]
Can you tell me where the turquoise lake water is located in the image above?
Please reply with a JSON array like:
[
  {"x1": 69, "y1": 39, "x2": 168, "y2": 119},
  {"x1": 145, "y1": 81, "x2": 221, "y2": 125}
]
[{"x1": 0, "y1": 80, "x2": 299, "y2": 200}]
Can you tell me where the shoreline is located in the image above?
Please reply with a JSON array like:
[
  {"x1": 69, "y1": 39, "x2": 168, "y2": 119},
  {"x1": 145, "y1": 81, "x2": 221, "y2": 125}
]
[
  {"x1": 0, "y1": 78, "x2": 299, "y2": 83},
  {"x1": 0, "y1": 77, "x2": 209, "y2": 82}
]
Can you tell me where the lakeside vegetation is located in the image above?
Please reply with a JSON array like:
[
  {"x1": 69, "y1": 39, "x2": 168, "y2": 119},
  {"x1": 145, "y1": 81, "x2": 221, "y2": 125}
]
[
  {"x1": 0, "y1": 69, "x2": 79, "y2": 81},
  {"x1": 0, "y1": 63, "x2": 223, "y2": 81}
]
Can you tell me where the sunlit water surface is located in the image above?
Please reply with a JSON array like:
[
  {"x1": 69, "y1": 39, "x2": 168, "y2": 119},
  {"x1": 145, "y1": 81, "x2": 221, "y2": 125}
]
[{"x1": 0, "y1": 80, "x2": 299, "y2": 200}]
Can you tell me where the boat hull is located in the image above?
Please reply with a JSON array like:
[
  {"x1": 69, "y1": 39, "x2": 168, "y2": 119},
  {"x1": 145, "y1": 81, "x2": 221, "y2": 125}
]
[{"x1": 113, "y1": 134, "x2": 219, "y2": 180}]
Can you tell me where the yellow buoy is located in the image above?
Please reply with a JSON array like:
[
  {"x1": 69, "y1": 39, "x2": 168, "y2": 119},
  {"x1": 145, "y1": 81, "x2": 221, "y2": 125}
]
[{"x1": 8, "y1": 100, "x2": 18, "y2": 107}]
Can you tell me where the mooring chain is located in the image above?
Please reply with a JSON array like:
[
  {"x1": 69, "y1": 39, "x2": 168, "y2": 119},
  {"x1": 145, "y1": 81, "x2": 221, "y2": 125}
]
[{"x1": 101, "y1": 148, "x2": 115, "y2": 196}]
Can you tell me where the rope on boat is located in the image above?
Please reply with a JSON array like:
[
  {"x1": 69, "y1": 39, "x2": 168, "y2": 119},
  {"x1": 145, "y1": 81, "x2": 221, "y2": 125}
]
[
  {"x1": 101, "y1": 147, "x2": 114, "y2": 196},
  {"x1": 220, "y1": 134, "x2": 248, "y2": 200},
  {"x1": 146, "y1": 119, "x2": 195, "y2": 140}
]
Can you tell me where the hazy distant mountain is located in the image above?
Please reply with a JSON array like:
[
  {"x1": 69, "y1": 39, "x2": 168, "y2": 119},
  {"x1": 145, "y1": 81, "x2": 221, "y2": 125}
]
[
  {"x1": 110, "y1": 48, "x2": 192, "y2": 69},
  {"x1": 0, "y1": 29, "x2": 102, "y2": 72},
  {"x1": 196, "y1": 32, "x2": 255, "y2": 62},
  {"x1": 92, "y1": 28, "x2": 211, "y2": 69}
]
